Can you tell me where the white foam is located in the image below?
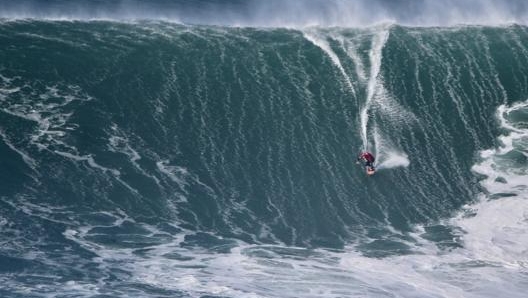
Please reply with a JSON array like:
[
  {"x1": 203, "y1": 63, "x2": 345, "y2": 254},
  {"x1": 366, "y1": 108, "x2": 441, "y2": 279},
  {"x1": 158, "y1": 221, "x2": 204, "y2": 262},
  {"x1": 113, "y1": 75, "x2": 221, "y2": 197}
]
[
  {"x1": 451, "y1": 196, "x2": 528, "y2": 268},
  {"x1": 302, "y1": 30, "x2": 356, "y2": 97},
  {"x1": 376, "y1": 151, "x2": 410, "y2": 169},
  {"x1": 106, "y1": 124, "x2": 165, "y2": 188},
  {"x1": 361, "y1": 28, "x2": 389, "y2": 150},
  {"x1": 372, "y1": 127, "x2": 410, "y2": 170},
  {"x1": 53, "y1": 150, "x2": 121, "y2": 176},
  {"x1": 156, "y1": 160, "x2": 189, "y2": 193},
  {"x1": 0, "y1": 79, "x2": 92, "y2": 157},
  {"x1": 108, "y1": 124, "x2": 142, "y2": 163},
  {"x1": 1, "y1": 0, "x2": 527, "y2": 27},
  {"x1": 59, "y1": 224, "x2": 525, "y2": 298},
  {"x1": 452, "y1": 100, "x2": 528, "y2": 268},
  {"x1": 0, "y1": 216, "x2": 7, "y2": 227},
  {"x1": 0, "y1": 129, "x2": 37, "y2": 170}
]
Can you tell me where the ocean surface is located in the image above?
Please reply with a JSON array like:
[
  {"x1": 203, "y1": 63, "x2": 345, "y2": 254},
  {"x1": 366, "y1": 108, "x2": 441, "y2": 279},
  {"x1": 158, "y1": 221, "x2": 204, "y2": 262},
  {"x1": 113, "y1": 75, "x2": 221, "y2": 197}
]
[{"x1": 1, "y1": 2, "x2": 528, "y2": 297}]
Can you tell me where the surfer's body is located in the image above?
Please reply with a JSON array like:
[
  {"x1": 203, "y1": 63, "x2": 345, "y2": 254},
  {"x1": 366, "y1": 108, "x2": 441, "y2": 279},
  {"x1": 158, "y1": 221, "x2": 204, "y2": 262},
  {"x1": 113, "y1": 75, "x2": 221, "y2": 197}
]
[{"x1": 357, "y1": 152, "x2": 375, "y2": 175}]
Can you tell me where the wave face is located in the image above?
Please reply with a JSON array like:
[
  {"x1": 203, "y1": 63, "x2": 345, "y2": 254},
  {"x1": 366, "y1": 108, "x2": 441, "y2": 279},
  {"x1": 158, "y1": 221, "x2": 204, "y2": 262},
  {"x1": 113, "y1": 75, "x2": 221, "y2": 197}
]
[{"x1": 1, "y1": 21, "x2": 527, "y2": 297}]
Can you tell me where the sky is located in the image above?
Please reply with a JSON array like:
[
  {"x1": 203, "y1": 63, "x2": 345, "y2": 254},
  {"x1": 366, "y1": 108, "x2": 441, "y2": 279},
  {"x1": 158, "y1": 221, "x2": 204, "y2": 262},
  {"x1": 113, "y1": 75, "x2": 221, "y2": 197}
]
[{"x1": 1, "y1": 0, "x2": 527, "y2": 27}]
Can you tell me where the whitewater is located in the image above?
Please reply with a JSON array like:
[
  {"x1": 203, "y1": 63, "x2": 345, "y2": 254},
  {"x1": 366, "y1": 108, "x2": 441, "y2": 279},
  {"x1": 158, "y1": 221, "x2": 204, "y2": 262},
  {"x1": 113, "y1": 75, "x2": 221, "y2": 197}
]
[{"x1": 1, "y1": 1, "x2": 528, "y2": 297}]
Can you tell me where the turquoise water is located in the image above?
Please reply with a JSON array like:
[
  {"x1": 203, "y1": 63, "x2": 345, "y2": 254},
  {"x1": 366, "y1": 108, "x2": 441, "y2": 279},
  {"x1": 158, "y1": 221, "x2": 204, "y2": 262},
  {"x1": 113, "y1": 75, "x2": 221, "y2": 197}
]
[{"x1": 1, "y1": 20, "x2": 527, "y2": 297}]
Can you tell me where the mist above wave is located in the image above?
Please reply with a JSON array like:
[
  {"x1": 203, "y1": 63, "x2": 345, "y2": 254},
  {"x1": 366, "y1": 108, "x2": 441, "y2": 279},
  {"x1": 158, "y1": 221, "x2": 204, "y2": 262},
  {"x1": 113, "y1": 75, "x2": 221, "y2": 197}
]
[{"x1": 1, "y1": 0, "x2": 528, "y2": 27}]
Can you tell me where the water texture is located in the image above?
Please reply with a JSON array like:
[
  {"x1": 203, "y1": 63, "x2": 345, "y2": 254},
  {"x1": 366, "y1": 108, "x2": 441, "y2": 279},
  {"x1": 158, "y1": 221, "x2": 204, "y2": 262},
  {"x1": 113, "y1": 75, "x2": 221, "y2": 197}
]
[{"x1": 0, "y1": 16, "x2": 527, "y2": 298}]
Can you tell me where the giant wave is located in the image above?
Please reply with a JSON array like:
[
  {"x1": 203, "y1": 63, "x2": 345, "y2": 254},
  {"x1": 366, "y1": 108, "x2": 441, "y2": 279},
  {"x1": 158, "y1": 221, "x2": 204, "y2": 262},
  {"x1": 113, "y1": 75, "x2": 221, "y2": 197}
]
[{"x1": 0, "y1": 18, "x2": 527, "y2": 298}]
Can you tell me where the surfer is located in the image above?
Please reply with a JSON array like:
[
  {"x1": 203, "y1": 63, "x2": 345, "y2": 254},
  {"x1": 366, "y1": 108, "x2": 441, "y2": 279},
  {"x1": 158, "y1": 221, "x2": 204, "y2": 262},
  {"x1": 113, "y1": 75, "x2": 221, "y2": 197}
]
[{"x1": 357, "y1": 151, "x2": 375, "y2": 174}]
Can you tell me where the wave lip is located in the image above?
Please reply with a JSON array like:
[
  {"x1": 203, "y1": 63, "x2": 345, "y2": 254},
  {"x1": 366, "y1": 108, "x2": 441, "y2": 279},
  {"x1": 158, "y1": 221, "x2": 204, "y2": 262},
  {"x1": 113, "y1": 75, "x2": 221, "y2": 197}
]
[{"x1": 1, "y1": 0, "x2": 528, "y2": 27}]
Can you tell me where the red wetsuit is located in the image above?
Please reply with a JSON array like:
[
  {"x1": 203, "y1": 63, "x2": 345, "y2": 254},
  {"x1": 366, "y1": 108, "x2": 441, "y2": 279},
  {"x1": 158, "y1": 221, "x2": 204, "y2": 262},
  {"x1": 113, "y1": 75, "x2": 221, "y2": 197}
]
[{"x1": 359, "y1": 152, "x2": 375, "y2": 163}]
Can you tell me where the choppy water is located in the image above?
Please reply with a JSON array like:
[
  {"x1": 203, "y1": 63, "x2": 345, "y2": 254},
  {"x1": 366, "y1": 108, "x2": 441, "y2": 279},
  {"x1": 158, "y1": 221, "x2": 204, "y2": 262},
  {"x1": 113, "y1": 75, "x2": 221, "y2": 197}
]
[{"x1": 1, "y1": 19, "x2": 527, "y2": 297}]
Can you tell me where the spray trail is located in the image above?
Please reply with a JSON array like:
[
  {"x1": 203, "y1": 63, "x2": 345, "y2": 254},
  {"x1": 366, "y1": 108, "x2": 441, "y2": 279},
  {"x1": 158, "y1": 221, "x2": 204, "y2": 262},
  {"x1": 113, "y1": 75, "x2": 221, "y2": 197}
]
[
  {"x1": 302, "y1": 30, "x2": 357, "y2": 98},
  {"x1": 360, "y1": 28, "x2": 390, "y2": 151},
  {"x1": 303, "y1": 28, "x2": 390, "y2": 152}
]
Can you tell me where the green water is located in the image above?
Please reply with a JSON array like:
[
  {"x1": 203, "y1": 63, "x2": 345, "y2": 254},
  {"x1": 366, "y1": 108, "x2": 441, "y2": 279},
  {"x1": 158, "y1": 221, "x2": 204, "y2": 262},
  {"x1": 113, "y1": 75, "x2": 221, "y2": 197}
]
[{"x1": 1, "y1": 21, "x2": 527, "y2": 297}]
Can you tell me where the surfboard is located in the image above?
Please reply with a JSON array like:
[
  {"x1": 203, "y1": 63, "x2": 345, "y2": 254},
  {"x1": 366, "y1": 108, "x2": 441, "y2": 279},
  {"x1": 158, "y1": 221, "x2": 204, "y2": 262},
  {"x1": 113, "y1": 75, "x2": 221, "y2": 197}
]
[{"x1": 366, "y1": 167, "x2": 375, "y2": 176}]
